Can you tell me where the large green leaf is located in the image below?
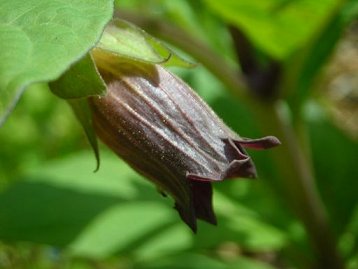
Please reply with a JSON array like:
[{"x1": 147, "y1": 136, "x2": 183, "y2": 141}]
[
  {"x1": 0, "y1": 149, "x2": 288, "y2": 260},
  {"x1": 0, "y1": 151, "x2": 175, "y2": 247},
  {"x1": 0, "y1": 0, "x2": 113, "y2": 126},
  {"x1": 203, "y1": 0, "x2": 339, "y2": 60}
]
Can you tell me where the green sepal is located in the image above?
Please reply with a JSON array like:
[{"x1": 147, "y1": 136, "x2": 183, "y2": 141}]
[
  {"x1": 49, "y1": 54, "x2": 106, "y2": 99},
  {"x1": 68, "y1": 98, "x2": 100, "y2": 171},
  {"x1": 96, "y1": 19, "x2": 194, "y2": 67},
  {"x1": 48, "y1": 53, "x2": 107, "y2": 170}
]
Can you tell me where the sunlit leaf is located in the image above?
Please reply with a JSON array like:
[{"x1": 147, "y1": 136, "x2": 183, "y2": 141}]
[
  {"x1": 69, "y1": 202, "x2": 178, "y2": 258},
  {"x1": 0, "y1": 151, "x2": 176, "y2": 250},
  {"x1": 0, "y1": 0, "x2": 113, "y2": 126},
  {"x1": 132, "y1": 224, "x2": 191, "y2": 261},
  {"x1": 204, "y1": 0, "x2": 339, "y2": 59}
]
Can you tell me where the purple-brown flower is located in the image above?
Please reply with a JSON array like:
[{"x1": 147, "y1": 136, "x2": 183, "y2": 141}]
[{"x1": 89, "y1": 58, "x2": 280, "y2": 232}]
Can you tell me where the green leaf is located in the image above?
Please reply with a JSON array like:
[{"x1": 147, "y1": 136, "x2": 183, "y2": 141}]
[
  {"x1": 94, "y1": 19, "x2": 194, "y2": 67},
  {"x1": 0, "y1": 179, "x2": 119, "y2": 246},
  {"x1": 0, "y1": 0, "x2": 113, "y2": 126},
  {"x1": 0, "y1": 151, "x2": 178, "y2": 251},
  {"x1": 49, "y1": 54, "x2": 106, "y2": 99},
  {"x1": 0, "y1": 148, "x2": 288, "y2": 260},
  {"x1": 203, "y1": 0, "x2": 340, "y2": 59},
  {"x1": 69, "y1": 202, "x2": 179, "y2": 258},
  {"x1": 132, "y1": 224, "x2": 191, "y2": 261}
]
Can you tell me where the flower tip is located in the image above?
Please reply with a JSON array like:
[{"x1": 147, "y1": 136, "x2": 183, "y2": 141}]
[
  {"x1": 263, "y1": 136, "x2": 281, "y2": 148},
  {"x1": 237, "y1": 136, "x2": 281, "y2": 150}
]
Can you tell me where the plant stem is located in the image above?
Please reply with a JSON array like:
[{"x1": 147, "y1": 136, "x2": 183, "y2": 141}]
[
  {"x1": 254, "y1": 101, "x2": 343, "y2": 269},
  {"x1": 115, "y1": 11, "x2": 344, "y2": 268}
]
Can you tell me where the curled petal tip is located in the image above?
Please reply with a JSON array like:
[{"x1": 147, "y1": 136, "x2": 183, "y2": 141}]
[
  {"x1": 265, "y1": 136, "x2": 281, "y2": 147},
  {"x1": 236, "y1": 136, "x2": 281, "y2": 150}
]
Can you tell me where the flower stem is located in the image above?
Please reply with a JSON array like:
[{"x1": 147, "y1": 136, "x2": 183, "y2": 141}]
[{"x1": 115, "y1": 11, "x2": 344, "y2": 268}]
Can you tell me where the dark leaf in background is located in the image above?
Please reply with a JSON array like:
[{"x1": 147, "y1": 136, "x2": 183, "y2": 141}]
[{"x1": 0, "y1": 180, "x2": 121, "y2": 246}]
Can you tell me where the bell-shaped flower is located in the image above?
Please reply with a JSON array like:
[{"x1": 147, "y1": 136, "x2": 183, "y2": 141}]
[{"x1": 90, "y1": 59, "x2": 280, "y2": 231}]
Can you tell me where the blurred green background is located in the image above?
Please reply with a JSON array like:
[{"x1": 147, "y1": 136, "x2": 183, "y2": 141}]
[{"x1": 0, "y1": 0, "x2": 357, "y2": 268}]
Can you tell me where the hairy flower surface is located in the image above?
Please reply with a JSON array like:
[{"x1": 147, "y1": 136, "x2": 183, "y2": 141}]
[{"x1": 90, "y1": 58, "x2": 280, "y2": 231}]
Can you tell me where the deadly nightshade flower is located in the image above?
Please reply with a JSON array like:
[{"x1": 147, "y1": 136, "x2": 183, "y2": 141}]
[{"x1": 89, "y1": 55, "x2": 280, "y2": 232}]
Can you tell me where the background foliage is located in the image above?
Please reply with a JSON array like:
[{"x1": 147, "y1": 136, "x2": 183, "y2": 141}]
[{"x1": 0, "y1": 0, "x2": 357, "y2": 268}]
